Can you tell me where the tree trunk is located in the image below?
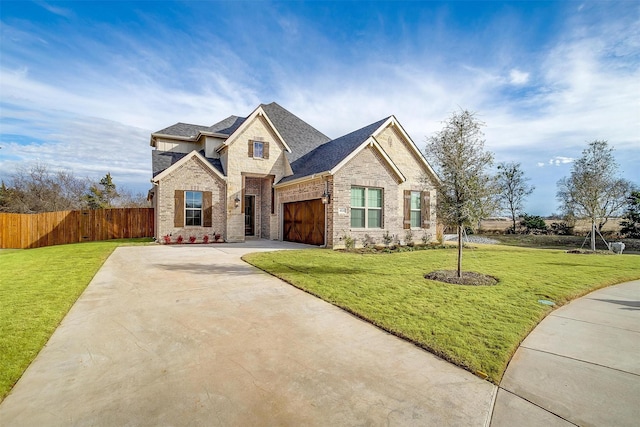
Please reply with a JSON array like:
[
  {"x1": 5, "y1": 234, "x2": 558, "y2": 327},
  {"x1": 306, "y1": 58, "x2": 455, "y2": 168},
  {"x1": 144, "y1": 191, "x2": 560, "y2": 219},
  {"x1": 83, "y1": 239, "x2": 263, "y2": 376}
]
[
  {"x1": 457, "y1": 224, "x2": 463, "y2": 278},
  {"x1": 512, "y1": 215, "x2": 517, "y2": 234},
  {"x1": 591, "y1": 220, "x2": 596, "y2": 251}
]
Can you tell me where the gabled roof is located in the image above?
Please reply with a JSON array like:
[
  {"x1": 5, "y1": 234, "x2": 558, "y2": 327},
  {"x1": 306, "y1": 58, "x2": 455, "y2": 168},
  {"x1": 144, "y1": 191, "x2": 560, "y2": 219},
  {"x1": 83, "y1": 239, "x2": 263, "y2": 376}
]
[
  {"x1": 154, "y1": 122, "x2": 212, "y2": 138},
  {"x1": 152, "y1": 150, "x2": 226, "y2": 183},
  {"x1": 280, "y1": 117, "x2": 390, "y2": 183},
  {"x1": 205, "y1": 115, "x2": 245, "y2": 136},
  {"x1": 374, "y1": 116, "x2": 440, "y2": 183},
  {"x1": 219, "y1": 104, "x2": 292, "y2": 154},
  {"x1": 152, "y1": 150, "x2": 224, "y2": 178},
  {"x1": 260, "y1": 102, "x2": 331, "y2": 162}
]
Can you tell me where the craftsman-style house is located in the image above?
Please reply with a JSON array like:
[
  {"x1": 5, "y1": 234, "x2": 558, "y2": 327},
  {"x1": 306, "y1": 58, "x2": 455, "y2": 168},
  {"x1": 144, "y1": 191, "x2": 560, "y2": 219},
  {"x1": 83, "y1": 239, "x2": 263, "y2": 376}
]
[{"x1": 149, "y1": 102, "x2": 438, "y2": 247}]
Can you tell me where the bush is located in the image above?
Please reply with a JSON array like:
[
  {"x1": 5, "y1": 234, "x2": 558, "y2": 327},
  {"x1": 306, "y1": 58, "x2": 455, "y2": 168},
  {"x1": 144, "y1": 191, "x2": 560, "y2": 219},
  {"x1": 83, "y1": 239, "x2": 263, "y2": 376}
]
[
  {"x1": 362, "y1": 234, "x2": 375, "y2": 249},
  {"x1": 549, "y1": 222, "x2": 574, "y2": 236},
  {"x1": 342, "y1": 233, "x2": 355, "y2": 251},
  {"x1": 520, "y1": 214, "x2": 547, "y2": 234},
  {"x1": 382, "y1": 230, "x2": 393, "y2": 246},
  {"x1": 405, "y1": 229, "x2": 414, "y2": 246}
]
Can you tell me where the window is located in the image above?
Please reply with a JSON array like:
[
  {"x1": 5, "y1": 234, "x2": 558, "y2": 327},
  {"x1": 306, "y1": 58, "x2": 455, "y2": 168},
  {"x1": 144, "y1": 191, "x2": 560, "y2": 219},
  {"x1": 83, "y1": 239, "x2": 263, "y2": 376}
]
[
  {"x1": 185, "y1": 191, "x2": 203, "y2": 226},
  {"x1": 410, "y1": 191, "x2": 421, "y2": 228},
  {"x1": 253, "y1": 141, "x2": 264, "y2": 158},
  {"x1": 351, "y1": 187, "x2": 383, "y2": 228},
  {"x1": 248, "y1": 139, "x2": 269, "y2": 159},
  {"x1": 404, "y1": 190, "x2": 430, "y2": 229}
]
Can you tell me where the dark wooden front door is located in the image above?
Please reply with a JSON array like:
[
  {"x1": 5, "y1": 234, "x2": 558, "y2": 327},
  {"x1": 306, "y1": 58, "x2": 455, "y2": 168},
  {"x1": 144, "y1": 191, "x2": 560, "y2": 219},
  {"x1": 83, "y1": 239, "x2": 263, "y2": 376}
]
[
  {"x1": 283, "y1": 199, "x2": 325, "y2": 246},
  {"x1": 244, "y1": 195, "x2": 255, "y2": 236}
]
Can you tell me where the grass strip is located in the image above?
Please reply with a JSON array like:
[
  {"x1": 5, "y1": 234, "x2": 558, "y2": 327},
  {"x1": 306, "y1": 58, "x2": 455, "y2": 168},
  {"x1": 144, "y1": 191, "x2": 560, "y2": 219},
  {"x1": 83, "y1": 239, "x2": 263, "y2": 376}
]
[
  {"x1": 244, "y1": 245, "x2": 640, "y2": 383},
  {"x1": 0, "y1": 239, "x2": 151, "y2": 400}
]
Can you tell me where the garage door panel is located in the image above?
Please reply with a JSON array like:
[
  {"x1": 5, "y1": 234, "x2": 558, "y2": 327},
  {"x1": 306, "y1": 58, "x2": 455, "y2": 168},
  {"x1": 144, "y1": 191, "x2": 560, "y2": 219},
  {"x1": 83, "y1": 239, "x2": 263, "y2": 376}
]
[{"x1": 283, "y1": 199, "x2": 325, "y2": 246}]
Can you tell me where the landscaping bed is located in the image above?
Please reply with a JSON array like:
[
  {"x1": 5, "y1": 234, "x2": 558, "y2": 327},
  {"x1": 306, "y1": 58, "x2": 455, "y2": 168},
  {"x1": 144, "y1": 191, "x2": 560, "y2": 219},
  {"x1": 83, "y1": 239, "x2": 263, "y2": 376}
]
[{"x1": 244, "y1": 245, "x2": 640, "y2": 383}]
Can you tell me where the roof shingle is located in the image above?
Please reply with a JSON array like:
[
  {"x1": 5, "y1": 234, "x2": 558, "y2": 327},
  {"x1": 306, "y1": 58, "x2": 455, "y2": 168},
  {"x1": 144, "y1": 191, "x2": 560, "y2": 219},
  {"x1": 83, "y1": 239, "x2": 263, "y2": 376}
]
[{"x1": 282, "y1": 117, "x2": 389, "y2": 182}]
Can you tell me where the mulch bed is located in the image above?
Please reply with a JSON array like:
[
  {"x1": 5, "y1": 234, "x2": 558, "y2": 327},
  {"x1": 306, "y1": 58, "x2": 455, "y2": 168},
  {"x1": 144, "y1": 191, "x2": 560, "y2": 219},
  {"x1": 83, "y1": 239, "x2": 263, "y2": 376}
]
[{"x1": 425, "y1": 270, "x2": 499, "y2": 286}]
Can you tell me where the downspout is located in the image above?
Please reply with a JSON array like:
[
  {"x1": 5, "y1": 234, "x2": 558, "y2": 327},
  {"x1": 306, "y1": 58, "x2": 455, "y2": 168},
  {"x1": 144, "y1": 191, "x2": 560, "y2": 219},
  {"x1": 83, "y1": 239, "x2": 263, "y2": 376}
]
[{"x1": 324, "y1": 178, "x2": 330, "y2": 248}]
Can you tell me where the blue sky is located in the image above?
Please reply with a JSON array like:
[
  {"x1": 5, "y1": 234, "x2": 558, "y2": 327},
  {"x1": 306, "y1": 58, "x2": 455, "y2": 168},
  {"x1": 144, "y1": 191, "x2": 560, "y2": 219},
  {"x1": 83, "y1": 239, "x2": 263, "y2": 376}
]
[{"x1": 1, "y1": 0, "x2": 638, "y2": 215}]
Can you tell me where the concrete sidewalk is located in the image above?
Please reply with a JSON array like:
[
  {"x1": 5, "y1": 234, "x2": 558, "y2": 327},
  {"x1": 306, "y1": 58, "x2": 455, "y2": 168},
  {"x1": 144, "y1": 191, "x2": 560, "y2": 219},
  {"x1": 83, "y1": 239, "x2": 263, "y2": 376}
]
[
  {"x1": 491, "y1": 279, "x2": 640, "y2": 427},
  {"x1": 0, "y1": 242, "x2": 495, "y2": 426}
]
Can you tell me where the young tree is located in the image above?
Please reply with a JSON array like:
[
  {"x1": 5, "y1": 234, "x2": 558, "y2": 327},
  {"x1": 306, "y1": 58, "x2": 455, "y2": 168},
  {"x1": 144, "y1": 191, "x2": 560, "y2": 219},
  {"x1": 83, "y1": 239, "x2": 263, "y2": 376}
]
[
  {"x1": 85, "y1": 173, "x2": 119, "y2": 209},
  {"x1": 620, "y1": 190, "x2": 640, "y2": 238},
  {"x1": 556, "y1": 140, "x2": 631, "y2": 251},
  {"x1": 496, "y1": 162, "x2": 535, "y2": 233},
  {"x1": 426, "y1": 109, "x2": 496, "y2": 277}
]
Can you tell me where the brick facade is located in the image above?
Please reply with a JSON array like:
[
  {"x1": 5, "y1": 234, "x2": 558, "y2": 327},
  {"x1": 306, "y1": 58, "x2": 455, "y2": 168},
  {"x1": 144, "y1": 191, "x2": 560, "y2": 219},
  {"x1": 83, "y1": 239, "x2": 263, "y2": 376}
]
[{"x1": 155, "y1": 156, "x2": 226, "y2": 242}]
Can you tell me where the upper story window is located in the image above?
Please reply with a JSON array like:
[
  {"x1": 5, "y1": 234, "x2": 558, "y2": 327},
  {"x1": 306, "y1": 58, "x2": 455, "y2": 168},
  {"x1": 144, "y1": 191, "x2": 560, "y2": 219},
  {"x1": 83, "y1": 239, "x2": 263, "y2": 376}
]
[
  {"x1": 351, "y1": 187, "x2": 383, "y2": 228},
  {"x1": 248, "y1": 139, "x2": 269, "y2": 159},
  {"x1": 253, "y1": 141, "x2": 264, "y2": 158},
  {"x1": 185, "y1": 191, "x2": 203, "y2": 226}
]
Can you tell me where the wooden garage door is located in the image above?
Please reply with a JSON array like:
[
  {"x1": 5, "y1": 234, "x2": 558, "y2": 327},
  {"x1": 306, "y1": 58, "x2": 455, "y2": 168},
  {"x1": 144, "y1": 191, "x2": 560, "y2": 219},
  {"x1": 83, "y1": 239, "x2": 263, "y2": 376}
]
[{"x1": 283, "y1": 199, "x2": 325, "y2": 246}]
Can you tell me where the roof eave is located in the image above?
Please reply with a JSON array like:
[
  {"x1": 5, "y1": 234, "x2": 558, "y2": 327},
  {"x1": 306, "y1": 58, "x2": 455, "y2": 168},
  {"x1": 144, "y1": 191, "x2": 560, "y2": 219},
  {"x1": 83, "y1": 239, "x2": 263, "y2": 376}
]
[
  {"x1": 274, "y1": 171, "x2": 332, "y2": 188},
  {"x1": 151, "y1": 150, "x2": 227, "y2": 183}
]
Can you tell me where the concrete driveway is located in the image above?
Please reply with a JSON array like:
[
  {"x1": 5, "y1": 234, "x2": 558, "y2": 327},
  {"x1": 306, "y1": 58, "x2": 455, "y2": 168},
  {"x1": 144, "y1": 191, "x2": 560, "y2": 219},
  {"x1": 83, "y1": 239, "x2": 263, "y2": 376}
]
[
  {"x1": 0, "y1": 241, "x2": 495, "y2": 426},
  {"x1": 491, "y1": 279, "x2": 640, "y2": 427}
]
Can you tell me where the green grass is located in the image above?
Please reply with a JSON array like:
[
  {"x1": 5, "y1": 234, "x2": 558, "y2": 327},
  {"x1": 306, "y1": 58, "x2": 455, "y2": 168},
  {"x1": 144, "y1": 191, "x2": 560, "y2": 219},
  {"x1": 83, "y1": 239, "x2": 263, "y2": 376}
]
[
  {"x1": 0, "y1": 238, "x2": 152, "y2": 400},
  {"x1": 244, "y1": 245, "x2": 640, "y2": 383}
]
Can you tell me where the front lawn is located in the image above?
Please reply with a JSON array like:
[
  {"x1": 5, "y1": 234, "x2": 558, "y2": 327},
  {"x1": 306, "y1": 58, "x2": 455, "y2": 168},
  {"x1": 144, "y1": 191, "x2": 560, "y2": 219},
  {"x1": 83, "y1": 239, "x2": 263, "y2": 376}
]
[
  {"x1": 0, "y1": 239, "x2": 152, "y2": 401},
  {"x1": 244, "y1": 245, "x2": 640, "y2": 383}
]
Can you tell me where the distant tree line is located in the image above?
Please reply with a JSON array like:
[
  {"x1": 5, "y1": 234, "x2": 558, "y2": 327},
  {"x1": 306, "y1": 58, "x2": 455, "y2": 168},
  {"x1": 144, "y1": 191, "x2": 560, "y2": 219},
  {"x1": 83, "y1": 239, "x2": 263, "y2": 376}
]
[{"x1": 0, "y1": 164, "x2": 150, "y2": 213}]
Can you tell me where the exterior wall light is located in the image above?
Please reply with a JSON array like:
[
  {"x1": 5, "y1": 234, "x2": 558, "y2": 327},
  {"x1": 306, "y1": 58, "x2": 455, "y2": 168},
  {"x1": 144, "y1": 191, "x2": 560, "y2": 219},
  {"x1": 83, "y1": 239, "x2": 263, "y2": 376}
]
[
  {"x1": 321, "y1": 191, "x2": 330, "y2": 204},
  {"x1": 234, "y1": 195, "x2": 240, "y2": 208}
]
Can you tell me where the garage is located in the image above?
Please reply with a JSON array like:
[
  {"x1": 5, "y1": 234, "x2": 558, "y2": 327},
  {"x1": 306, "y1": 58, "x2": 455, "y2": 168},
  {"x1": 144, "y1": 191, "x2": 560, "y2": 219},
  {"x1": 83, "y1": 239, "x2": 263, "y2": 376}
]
[{"x1": 283, "y1": 199, "x2": 325, "y2": 246}]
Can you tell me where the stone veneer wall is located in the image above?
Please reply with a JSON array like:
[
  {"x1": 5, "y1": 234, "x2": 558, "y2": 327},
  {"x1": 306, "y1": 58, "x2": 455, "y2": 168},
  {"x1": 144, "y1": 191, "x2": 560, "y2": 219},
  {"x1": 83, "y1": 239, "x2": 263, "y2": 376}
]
[
  {"x1": 224, "y1": 115, "x2": 289, "y2": 242},
  {"x1": 155, "y1": 156, "x2": 226, "y2": 242}
]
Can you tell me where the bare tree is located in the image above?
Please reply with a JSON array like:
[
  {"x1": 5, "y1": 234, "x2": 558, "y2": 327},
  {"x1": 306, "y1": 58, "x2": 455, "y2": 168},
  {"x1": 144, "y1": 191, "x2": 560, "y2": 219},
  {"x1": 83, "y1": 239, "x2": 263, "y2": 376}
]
[
  {"x1": 425, "y1": 109, "x2": 496, "y2": 277},
  {"x1": 114, "y1": 188, "x2": 151, "y2": 208},
  {"x1": 496, "y1": 162, "x2": 535, "y2": 233},
  {"x1": 557, "y1": 140, "x2": 631, "y2": 251},
  {"x1": 0, "y1": 164, "x2": 89, "y2": 213}
]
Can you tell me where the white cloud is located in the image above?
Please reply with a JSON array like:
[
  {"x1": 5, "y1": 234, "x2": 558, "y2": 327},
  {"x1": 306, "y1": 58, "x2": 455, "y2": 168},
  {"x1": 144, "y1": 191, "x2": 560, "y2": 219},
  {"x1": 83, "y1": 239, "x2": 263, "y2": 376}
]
[
  {"x1": 548, "y1": 156, "x2": 574, "y2": 166},
  {"x1": 509, "y1": 69, "x2": 529, "y2": 85},
  {"x1": 537, "y1": 162, "x2": 546, "y2": 168}
]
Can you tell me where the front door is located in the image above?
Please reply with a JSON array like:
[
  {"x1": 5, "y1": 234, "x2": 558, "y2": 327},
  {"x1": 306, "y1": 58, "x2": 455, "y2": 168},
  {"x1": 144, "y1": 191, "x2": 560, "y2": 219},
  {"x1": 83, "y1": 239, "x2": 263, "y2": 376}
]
[{"x1": 244, "y1": 195, "x2": 255, "y2": 236}]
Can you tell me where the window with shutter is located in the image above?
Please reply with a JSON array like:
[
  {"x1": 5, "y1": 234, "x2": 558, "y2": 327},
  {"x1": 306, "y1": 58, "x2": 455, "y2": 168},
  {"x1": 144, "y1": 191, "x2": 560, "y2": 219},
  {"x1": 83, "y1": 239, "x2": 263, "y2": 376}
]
[{"x1": 185, "y1": 191, "x2": 203, "y2": 226}]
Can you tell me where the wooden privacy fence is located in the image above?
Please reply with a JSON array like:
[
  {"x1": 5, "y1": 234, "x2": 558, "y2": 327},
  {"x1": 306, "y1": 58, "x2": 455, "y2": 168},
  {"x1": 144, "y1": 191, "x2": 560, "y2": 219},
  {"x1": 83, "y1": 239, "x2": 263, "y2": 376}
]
[{"x1": 0, "y1": 208, "x2": 154, "y2": 249}]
